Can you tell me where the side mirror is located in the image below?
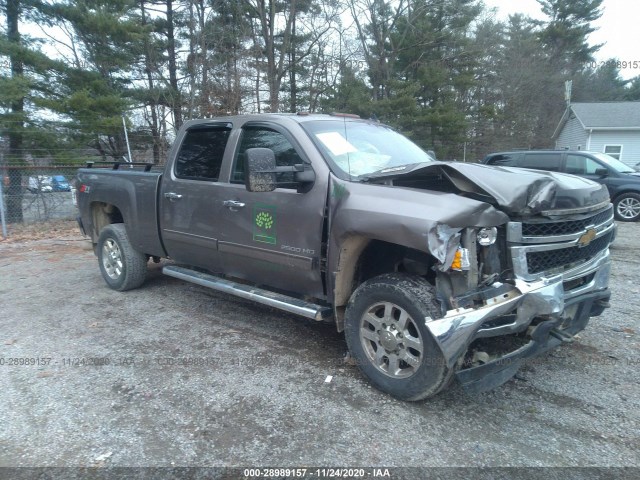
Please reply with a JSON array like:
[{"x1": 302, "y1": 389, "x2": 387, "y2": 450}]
[
  {"x1": 245, "y1": 147, "x2": 316, "y2": 192},
  {"x1": 295, "y1": 168, "x2": 315, "y2": 184},
  {"x1": 245, "y1": 148, "x2": 277, "y2": 192},
  {"x1": 594, "y1": 168, "x2": 609, "y2": 177}
]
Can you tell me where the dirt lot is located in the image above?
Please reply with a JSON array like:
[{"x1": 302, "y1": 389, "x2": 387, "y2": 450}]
[{"x1": 0, "y1": 221, "x2": 638, "y2": 471}]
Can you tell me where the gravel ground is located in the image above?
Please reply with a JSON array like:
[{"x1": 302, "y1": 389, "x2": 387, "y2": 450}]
[{"x1": 0, "y1": 222, "x2": 638, "y2": 471}]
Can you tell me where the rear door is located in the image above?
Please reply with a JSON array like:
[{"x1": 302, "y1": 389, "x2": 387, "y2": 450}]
[
  {"x1": 159, "y1": 123, "x2": 232, "y2": 273},
  {"x1": 213, "y1": 122, "x2": 328, "y2": 298}
]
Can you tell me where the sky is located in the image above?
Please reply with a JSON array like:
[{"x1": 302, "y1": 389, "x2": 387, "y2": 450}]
[{"x1": 483, "y1": 0, "x2": 640, "y2": 79}]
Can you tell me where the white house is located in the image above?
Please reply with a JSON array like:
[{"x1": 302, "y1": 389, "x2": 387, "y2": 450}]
[{"x1": 553, "y1": 101, "x2": 640, "y2": 167}]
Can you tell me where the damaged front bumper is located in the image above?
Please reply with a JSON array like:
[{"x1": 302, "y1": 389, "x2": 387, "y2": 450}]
[{"x1": 425, "y1": 255, "x2": 612, "y2": 393}]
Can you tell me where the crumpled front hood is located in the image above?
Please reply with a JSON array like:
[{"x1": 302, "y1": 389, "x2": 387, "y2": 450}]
[{"x1": 376, "y1": 162, "x2": 610, "y2": 216}]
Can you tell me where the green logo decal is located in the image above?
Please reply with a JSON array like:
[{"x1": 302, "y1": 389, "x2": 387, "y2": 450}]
[
  {"x1": 255, "y1": 211, "x2": 274, "y2": 229},
  {"x1": 331, "y1": 180, "x2": 348, "y2": 200},
  {"x1": 253, "y1": 204, "x2": 277, "y2": 244}
]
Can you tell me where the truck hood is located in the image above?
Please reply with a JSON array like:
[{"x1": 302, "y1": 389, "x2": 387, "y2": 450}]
[
  {"x1": 369, "y1": 162, "x2": 610, "y2": 216},
  {"x1": 329, "y1": 163, "x2": 609, "y2": 271}
]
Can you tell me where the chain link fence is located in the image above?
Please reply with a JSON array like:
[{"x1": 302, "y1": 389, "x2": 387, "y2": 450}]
[{"x1": 1, "y1": 166, "x2": 81, "y2": 237}]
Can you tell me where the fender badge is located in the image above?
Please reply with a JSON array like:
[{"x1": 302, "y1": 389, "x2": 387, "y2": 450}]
[{"x1": 578, "y1": 228, "x2": 597, "y2": 247}]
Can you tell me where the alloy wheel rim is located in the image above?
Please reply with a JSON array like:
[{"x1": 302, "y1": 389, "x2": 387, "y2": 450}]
[
  {"x1": 102, "y1": 239, "x2": 123, "y2": 280},
  {"x1": 359, "y1": 301, "x2": 424, "y2": 378},
  {"x1": 617, "y1": 197, "x2": 640, "y2": 219}
]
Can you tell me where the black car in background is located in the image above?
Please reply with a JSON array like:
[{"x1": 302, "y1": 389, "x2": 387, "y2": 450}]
[{"x1": 483, "y1": 150, "x2": 640, "y2": 222}]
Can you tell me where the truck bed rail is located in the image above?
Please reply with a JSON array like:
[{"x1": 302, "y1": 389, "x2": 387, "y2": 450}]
[{"x1": 85, "y1": 161, "x2": 155, "y2": 172}]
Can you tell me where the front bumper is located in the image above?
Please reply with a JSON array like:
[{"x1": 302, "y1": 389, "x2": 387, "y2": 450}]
[
  {"x1": 424, "y1": 254, "x2": 612, "y2": 392},
  {"x1": 455, "y1": 288, "x2": 610, "y2": 393}
]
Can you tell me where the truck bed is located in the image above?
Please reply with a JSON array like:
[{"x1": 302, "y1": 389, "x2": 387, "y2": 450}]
[{"x1": 77, "y1": 168, "x2": 165, "y2": 258}]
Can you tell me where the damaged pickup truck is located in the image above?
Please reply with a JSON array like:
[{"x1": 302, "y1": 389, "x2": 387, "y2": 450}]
[{"x1": 76, "y1": 114, "x2": 615, "y2": 400}]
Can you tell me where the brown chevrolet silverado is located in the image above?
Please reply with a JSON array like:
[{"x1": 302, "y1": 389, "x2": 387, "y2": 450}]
[{"x1": 76, "y1": 113, "x2": 615, "y2": 400}]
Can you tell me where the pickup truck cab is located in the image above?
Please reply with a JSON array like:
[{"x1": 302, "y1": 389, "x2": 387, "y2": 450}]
[{"x1": 77, "y1": 114, "x2": 614, "y2": 400}]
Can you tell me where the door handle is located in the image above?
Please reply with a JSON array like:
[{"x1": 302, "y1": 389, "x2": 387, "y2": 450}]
[
  {"x1": 223, "y1": 200, "x2": 246, "y2": 210},
  {"x1": 164, "y1": 192, "x2": 183, "y2": 200}
]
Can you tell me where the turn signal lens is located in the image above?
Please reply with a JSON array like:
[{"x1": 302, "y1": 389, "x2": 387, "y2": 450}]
[{"x1": 451, "y1": 247, "x2": 470, "y2": 271}]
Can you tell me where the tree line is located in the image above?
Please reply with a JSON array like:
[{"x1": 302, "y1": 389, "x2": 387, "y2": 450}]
[{"x1": 2, "y1": 0, "x2": 638, "y2": 167}]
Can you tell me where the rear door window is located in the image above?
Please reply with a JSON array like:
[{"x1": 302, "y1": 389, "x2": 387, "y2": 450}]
[
  {"x1": 521, "y1": 153, "x2": 562, "y2": 172},
  {"x1": 174, "y1": 125, "x2": 232, "y2": 181}
]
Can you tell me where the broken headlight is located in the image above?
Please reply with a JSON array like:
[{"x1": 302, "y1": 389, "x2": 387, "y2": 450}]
[{"x1": 477, "y1": 227, "x2": 498, "y2": 246}]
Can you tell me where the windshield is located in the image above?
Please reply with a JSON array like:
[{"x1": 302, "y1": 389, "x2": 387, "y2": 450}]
[
  {"x1": 302, "y1": 120, "x2": 434, "y2": 177},
  {"x1": 592, "y1": 153, "x2": 635, "y2": 173}
]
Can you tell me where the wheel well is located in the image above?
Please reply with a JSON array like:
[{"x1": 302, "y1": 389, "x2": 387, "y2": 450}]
[
  {"x1": 612, "y1": 190, "x2": 640, "y2": 202},
  {"x1": 90, "y1": 202, "x2": 124, "y2": 242},
  {"x1": 333, "y1": 237, "x2": 437, "y2": 331}
]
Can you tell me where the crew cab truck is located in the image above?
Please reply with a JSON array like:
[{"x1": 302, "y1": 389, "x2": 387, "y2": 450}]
[{"x1": 76, "y1": 114, "x2": 614, "y2": 401}]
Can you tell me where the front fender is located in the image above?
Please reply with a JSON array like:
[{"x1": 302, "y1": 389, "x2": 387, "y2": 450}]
[{"x1": 326, "y1": 177, "x2": 508, "y2": 311}]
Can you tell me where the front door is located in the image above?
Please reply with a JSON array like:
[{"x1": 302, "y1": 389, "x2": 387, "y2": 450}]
[{"x1": 214, "y1": 123, "x2": 328, "y2": 299}]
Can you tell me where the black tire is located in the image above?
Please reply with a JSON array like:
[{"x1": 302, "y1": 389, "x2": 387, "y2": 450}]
[
  {"x1": 97, "y1": 224, "x2": 147, "y2": 291},
  {"x1": 344, "y1": 273, "x2": 452, "y2": 401},
  {"x1": 613, "y1": 193, "x2": 640, "y2": 222}
]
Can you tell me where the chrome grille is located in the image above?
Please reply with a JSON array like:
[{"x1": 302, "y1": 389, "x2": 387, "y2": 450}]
[
  {"x1": 526, "y1": 229, "x2": 615, "y2": 274},
  {"x1": 521, "y1": 205, "x2": 613, "y2": 237},
  {"x1": 508, "y1": 204, "x2": 615, "y2": 281}
]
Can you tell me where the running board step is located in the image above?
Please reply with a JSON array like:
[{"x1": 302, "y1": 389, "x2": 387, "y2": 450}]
[{"x1": 163, "y1": 265, "x2": 333, "y2": 321}]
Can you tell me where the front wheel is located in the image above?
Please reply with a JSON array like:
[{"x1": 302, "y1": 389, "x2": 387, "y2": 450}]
[
  {"x1": 614, "y1": 193, "x2": 640, "y2": 222},
  {"x1": 344, "y1": 273, "x2": 451, "y2": 401},
  {"x1": 97, "y1": 224, "x2": 147, "y2": 291}
]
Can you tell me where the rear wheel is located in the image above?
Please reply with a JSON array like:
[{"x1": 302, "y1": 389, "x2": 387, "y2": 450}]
[
  {"x1": 344, "y1": 273, "x2": 451, "y2": 401},
  {"x1": 97, "y1": 224, "x2": 147, "y2": 291},
  {"x1": 614, "y1": 193, "x2": 640, "y2": 221}
]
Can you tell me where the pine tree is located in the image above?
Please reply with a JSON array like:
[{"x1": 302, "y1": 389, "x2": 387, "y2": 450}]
[
  {"x1": 35, "y1": 0, "x2": 148, "y2": 160},
  {"x1": 320, "y1": 64, "x2": 372, "y2": 116},
  {"x1": 391, "y1": 0, "x2": 482, "y2": 158},
  {"x1": 572, "y1": 60, "x2": 629, "y2": 102},
  {"x1": 1, "y1": 0, "x2": 25, "y2": 222},
  {"x1": 535, "y1": 0, "x2": 604, "y2": 147},
  {"x1": 537, "y1": 0, "x2": 603, "y2": 74},
  {"x1": 1, "y1": 0, "x2": 70, "y2": 221}
]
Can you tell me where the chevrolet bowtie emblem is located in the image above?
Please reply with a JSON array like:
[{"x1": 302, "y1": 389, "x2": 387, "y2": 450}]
[{"x1": 578, "y1": 228, "x2": 597, "y2": 247}]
